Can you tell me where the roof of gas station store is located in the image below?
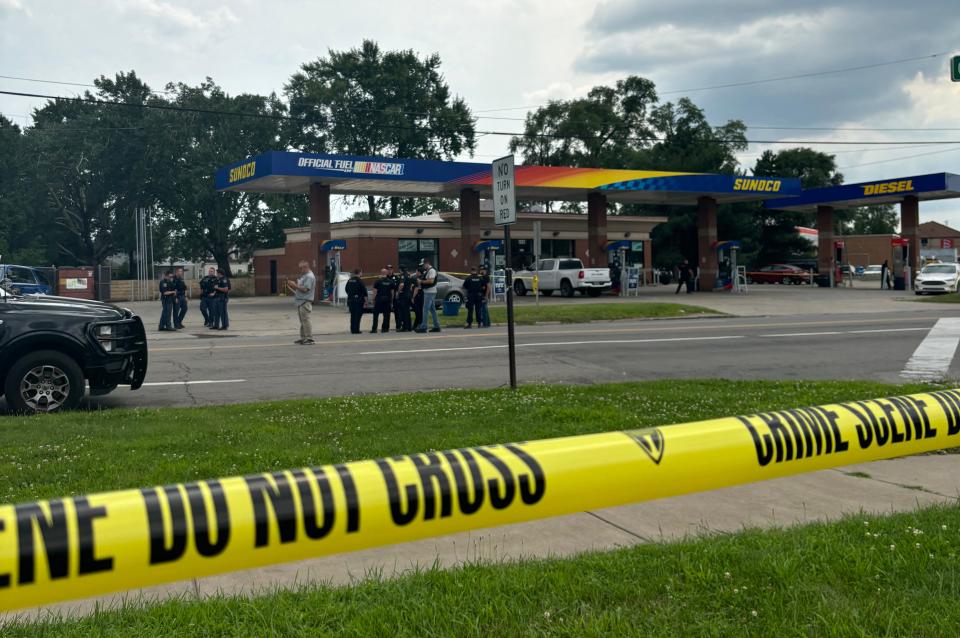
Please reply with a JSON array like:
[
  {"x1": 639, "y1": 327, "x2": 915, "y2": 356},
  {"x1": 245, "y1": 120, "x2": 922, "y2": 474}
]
[
  {"x1": 215, "y1": 151, "x2": 801, "y2": 206},
  {"x1": 764, "y1": 172, "x2": 960, "y2": 212}
]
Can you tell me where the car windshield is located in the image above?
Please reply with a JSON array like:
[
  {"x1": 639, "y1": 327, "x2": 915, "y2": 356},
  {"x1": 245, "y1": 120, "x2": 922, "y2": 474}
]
[{"x1": 922, "y1": 265, "x2": 957, "y2": 274}]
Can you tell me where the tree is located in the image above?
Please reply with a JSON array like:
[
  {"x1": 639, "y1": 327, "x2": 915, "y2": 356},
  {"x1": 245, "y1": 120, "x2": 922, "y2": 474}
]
[
  {"x1": 26, "y1": 71, "x2": 167, "y2": 268},
  {"x1": 748, "y1": 148, "x2": 844, "y2": 266},
  {"x1": 155, "y1": 79, "x2": 286, "y2": 275},
  {"x1": 0, "y1": 116, "x2": 44, "y2": 263},
  {"x1": 284, "y1": 40, "x2": 475, "y2": 218},
  {"x1": 843, "y1": 205, "x2": 898, "y2": 235}
]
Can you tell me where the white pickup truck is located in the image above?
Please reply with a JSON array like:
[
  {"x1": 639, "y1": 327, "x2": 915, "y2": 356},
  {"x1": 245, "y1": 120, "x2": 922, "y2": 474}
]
[{"x1": 514, "y1": 258, "x2": 612, "y2": 298}]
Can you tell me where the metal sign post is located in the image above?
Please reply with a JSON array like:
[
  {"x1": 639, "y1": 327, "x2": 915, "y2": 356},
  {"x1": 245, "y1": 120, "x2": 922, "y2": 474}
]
[
  {"x1": 533, "y1": 220, "x2": 541, "y2": 308},
  {"x1": 493, "y1": 155, "x2": 518, "y2": 390}
]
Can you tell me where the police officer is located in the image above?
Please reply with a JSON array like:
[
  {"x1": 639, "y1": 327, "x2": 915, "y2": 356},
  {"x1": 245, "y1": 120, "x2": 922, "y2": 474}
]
[
  {"x1": 387, "y1": 264, "x2": 403, "y2": 332},
  {"x1": 158, "y1": 270, "x2": 177, "y2": 331},
  {"x1": 173, "y1": 266, "x2": 188, "y2": 329},
  {"x1": 396, "y1": 265, "x2": 415, "y2": 332},
  {"x1": 412, "y1": 264, "x2": 425, "y2": 330},
  {"x1": 479, "y1": 265, "x2": 492, "y2": 328},
  {"x1": 345, "y1": 268, "x2": 367, "y2": 334},
  {"x1": 371, "y1": 268, "x2": 395, "y2": 334},
  {"x1": 462, "y1": 266, "x2": 485, "y2": 329},
  {"x1": 210, "y1": 268, "x2": 231, "y2": 330},
  {"x1": 198, "y1": 267, "x2": 217, "y2": 327}
]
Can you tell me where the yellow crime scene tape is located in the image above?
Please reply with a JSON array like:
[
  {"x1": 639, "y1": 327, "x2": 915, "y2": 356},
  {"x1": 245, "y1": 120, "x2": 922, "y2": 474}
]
[{"x1": 4, "y1": 388, "x2": 960, "y2": 611}]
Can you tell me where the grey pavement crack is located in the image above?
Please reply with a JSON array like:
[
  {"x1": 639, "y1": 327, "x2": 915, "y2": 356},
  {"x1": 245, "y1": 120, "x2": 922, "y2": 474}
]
[
  {"x1": 173, "y1": 360, "x2": 199, "y2": 407},
  {"x1": 831, "y1": 468, "x2": 958, "y2": 500}
]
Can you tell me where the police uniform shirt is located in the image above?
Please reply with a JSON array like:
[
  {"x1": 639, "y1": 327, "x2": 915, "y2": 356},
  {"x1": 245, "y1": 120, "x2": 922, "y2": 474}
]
[
  {"x1": 201, "y1": 275, "x2": 216, "y2": 295},
  {"x1": 174, "y1": 276, "x2": 186, "y2": 295},
  {"x1": 217, "y1": 276, "x2": 231, "y2": 296},
  {"x1": 345, "y1": 276, "x2": 366, "y2": 302},
  {"x1": 464, "y1": 274, "x2": 484, "y2": 298},
  {"x1": 373, "y1": 277, "x2": 394, "y2": 302},
  {"x1": 479, "y1": 273, "x2": 491, "y2": 295},
  {"x1": 399, "y1": 274, "x2": 415, "y2": 298},
  {"x1": 159, "y1": 279, "x2": 173, "y2": 298}
]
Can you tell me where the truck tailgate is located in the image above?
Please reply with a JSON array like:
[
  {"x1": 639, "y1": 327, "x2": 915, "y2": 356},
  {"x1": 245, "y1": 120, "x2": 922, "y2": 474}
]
[{"x1": 581, "y1": 269, "x2": 610, "y2": 283}]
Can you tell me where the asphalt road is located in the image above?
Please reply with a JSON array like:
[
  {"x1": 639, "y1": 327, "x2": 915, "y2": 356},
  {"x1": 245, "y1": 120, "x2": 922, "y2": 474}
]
[{"x1": 59, "y1": 306, "x2": 960, "y2": 410}]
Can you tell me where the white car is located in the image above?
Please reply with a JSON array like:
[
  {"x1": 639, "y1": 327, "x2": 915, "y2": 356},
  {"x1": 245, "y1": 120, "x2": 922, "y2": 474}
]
[{"x1": 915, "y1": 263, "x2": 960, "y2": 295}]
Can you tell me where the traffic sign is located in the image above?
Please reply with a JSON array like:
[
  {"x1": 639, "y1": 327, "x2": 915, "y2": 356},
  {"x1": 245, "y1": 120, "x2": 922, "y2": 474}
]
[
  {"x1": 952, "y1": 55, "x2": 960, "y2": 82},
  {"x1": 492, "y1": 155, "x2": 516, "y2": 225}
]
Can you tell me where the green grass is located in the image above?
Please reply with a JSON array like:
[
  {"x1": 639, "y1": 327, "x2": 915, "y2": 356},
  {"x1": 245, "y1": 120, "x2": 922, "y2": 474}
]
[
  {"x1": 9, "y1": 500, "x2": 960, "y2": 636},
  {"x1": 438, "y1": 301, "x2": 718, "y2": 327},
  {"x1": 915, "y1": 292, "x2": 960, "y2": 303},
  {"x1": 0, "y1": 380, "x2": 934, "y2": 505},
  {"x1": 2, "y1": 380, "x2": 953, "y2": 636}
]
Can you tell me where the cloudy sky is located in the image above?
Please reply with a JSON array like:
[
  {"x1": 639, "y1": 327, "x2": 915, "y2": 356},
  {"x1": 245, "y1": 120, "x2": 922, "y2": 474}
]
[{"x1": 1, "y1": 0, "x2": 959, "y2": 223}]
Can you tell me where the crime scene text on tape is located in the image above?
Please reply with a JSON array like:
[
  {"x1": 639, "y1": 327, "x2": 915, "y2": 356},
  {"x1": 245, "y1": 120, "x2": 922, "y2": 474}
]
[{"x1": 4, "y1": 388, "x2": 960, "y2": 611}]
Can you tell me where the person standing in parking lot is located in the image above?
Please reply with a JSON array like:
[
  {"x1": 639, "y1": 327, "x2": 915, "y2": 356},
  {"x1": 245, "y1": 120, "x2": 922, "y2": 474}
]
[
  {"x1": 371, "y1": 268, "x2": 395, "y2": 333},
  {"x1": 479, "y1": 265, "x2": 491, "y2": 327},
  {"x1": 345, "y1": 269, "x2": 367, "y2": 334},
  {"x1": 210, "y1": 268, "x2": 231, "y2": 330},
  {"x1": 396, "y1": 265, "x2": 415, "y2": 332},
  {"x1": 158, "y1": 271, "x2": 177, "y2": 331},
  {"x1": 287, "y1": 260, "x2": 316, "y2": 345},
  {"x1": 463, "y1": 266, "x2": 485, "y2": 329},
  {"x1": 199, "y1": 266, "x2": 217, "y2": 327},
  {"x1": 676, "y1": 259, "x2": 694, "y2": 294},
  {"x1": 415, "y1": 259, "x2": 441, "y2": 333},
  {"x1": 173, "y1": 266, "x2": 188, "y2": 329},
  {"x1": 881, "y1": 259, "x2": 890, "y2": 290}
]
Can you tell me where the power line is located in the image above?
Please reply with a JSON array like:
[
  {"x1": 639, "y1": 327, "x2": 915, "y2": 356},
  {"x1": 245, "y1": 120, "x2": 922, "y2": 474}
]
[
  {"x1": 473, "y1": 51, "x2": 953, "y2": 112},
  {"x1": 5, "y1": 89, "x2": 960, "y2": 147},
  {"x1": 6, "y1": 71, "x2": 960, "y2": 134},
  {"x1": 838, "y1": 146, "x2": 960, "y2": 170}
]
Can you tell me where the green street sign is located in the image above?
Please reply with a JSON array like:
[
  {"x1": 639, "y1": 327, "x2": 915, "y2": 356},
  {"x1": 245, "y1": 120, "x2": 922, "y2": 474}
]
[{"x1": 952, "y1": 55, "x2": 960, "y2": 82}]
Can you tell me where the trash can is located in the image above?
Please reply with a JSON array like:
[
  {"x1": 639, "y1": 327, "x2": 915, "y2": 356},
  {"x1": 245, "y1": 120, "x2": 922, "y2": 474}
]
[{"x1": 442, "y1": 299, "x2": 461, "y2": 316}]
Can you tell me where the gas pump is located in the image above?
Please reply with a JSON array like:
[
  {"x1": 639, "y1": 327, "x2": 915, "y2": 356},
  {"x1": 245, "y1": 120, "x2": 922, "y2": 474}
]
[
  {"x1": 474, "y1": 239, "x2": 505, "y2": 303},
  {"x1": 891, "y1": 238, "x2": 910, "y2": 290},
  {"x1": 713, "y1": 241, "x2": 742, "y2": 290},
  {"x1": 834, "y1": 240, "x2": 846, "y2": 287},
  {"x1": 320, "y1": 239, "x2": 347, "y2": 303}
]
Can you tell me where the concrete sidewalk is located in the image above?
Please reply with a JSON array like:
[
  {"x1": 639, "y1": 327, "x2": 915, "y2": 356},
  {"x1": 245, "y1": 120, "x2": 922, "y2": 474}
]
[{"x1": 13, "y1": 454, "x2": 959, "y2": 621}]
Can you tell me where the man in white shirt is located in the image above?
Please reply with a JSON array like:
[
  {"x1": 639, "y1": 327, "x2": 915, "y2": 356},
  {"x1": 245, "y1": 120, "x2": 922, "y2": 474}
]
[
  {"x1": 414, "y1": 259, "x2": 441, "y2": 333},
  {"x1": 287, "y1": 260, "x2": 317, "y2": 345}
]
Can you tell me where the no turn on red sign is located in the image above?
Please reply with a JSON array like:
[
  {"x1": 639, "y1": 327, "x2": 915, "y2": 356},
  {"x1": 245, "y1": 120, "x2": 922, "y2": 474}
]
[{"x1": 492, "y1": 155, "x2": 516, "y2": 226}]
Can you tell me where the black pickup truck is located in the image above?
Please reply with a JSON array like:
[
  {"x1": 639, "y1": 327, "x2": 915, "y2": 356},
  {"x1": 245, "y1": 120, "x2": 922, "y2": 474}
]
[{"x1": 0, "y1": 286, "x2": 148, "y2": 413}]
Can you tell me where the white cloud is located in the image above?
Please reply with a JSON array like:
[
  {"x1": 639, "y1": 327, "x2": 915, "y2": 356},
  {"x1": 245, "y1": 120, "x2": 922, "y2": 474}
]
[
  {"x1": 0, "y1": 0, "x2": 29, "y2": 16},
  {"x1": 111, "y1": 0, "x2": 238, "y2": 31}
]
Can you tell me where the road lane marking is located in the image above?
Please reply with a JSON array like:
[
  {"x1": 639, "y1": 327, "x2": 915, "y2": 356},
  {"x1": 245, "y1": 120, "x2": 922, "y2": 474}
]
[
  {"x1": 901, "y1": 318, "x2": 960, "y2": 381},
  {"x1": 358, "y1": 335, "x2": 744, "y2": 356},
  {"x1": 141, "y1": 379, "x2": 247, "y2": 387},
  {"x1": 149, "y1": 316, "x2": 944, "y2": 353},
  {"x1": 847, "y1": 327, "x2": 930, "y2": 334},
  {"x1": 760, "y1": 331, "x2": 845, "y2": 337}
]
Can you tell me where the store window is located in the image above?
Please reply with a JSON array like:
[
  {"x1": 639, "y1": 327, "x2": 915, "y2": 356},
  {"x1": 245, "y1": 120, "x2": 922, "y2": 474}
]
[
  {"x1": 398, "y1": 238, "x2": 439, "y2": 270},
  {"x1": 539, "y1": 239, "x2": 575, "y2": 258}
]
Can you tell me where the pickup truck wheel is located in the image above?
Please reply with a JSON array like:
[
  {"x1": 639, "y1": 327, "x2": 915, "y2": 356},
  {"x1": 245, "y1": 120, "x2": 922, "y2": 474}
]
[
  {"x1": 514, "y1": 280, "x2": 527, "y2": 296},
  {"x1": 5, "y1": 350, "x2": 85, "y2": 414},
  {"x1": 587, "y1": 288, "x2": 602, "y2": 297},
  {"x1": 560, "y1": 280, "x2": 574, "y2": 297}
]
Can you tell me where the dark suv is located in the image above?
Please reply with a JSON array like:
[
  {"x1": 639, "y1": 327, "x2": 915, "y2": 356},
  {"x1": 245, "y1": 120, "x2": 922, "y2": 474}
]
[{"x1": 0, "y1": 285, "x2": 148, "y2": 413}]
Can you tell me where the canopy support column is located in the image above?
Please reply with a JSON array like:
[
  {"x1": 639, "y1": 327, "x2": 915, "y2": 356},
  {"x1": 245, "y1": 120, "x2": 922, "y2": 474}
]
[
  {"x1": 901, "y1": 196, "x2": 920, "y2": 281},
  {"x1": 817, "y1": 205, "x2": 835, "y2": 287},
  {"x1": 697, "y1": 196, "x2": 718, "y2": 290},
  {"x1": 309, "y1": 183, "x2": 331, "y2": 271},
  {"x1": 588, "y1": 192, "x2": 608, "y2": 268},
  {"x1": 460, "y1": 188, "x2": 481, "y2": 270}
]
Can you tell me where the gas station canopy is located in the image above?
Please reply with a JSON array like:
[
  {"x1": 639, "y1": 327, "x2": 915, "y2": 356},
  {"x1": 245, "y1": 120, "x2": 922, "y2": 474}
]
[
  {"x1": 764, "y1": 173, "x2": 960, "y2": 212},
  {"x1": 215, "y1": 151, "x2": 801, "y2": 205}
]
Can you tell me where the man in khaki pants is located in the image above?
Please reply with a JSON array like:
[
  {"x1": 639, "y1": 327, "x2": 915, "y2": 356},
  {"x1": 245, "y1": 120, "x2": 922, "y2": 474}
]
[{"x1": 287, "y1": 260, "x2": 317, "y2": 345}]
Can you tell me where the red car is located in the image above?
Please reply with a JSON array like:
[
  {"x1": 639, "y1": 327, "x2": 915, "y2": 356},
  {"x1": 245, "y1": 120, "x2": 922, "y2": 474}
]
[{"x1": 746, "y1": 264, "x2": 811, "y2": 285}]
